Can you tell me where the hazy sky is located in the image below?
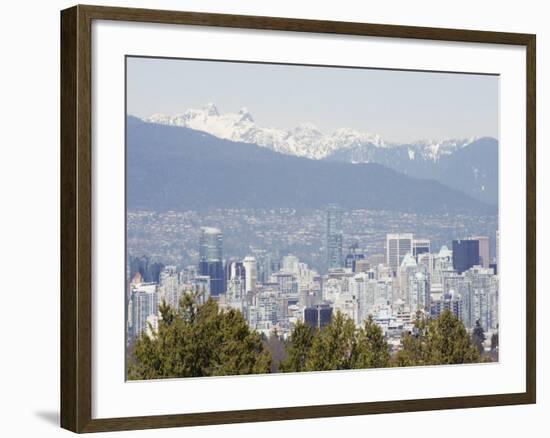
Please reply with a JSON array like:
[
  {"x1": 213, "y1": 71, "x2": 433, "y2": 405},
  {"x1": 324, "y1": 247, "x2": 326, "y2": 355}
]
[{"x1": 126, "y1": 56, "x2": 498, "y2": 143}]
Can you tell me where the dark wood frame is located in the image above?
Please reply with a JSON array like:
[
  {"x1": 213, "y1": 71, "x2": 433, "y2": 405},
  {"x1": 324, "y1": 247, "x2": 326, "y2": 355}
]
[{"x1": 61, "y1": 4, "x2": 536, "y2": 433}]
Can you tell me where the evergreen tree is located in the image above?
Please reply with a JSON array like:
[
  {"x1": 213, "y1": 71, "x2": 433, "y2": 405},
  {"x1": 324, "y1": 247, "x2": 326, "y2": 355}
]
[
  {"x1": 393, "y1": 313, "x2": 430, "y2": 367},
  {"x1": 279, "y1": 322, "x2": 315, "y2": 372},
  {"x1": 264, "y1": 329, "x2": 287, "y2": 373},
  {"x1": 128, "y1": 295, "x2": 271, "y2": 379},
  {"x1": 305, "y1": 311, "x2": 356, "y2": 371},
  {"x1": 491, "y1": 331, "x2": 499, "y2": 351},
  {"x1": 472, "y1": 320, "x2": 487, "y2": 355},
  {"x1": 425, "y1": 310, "x2": 479, "y2": 364},
  {"x1": 129, "y1": 299, "x2": 484, "y2": 379},
  {"x1": 394, "y1": 310, "x2": 479, "y2": 367},
  {"x1": 352, "y1": 315, "x2": 391, "y2": 369}
]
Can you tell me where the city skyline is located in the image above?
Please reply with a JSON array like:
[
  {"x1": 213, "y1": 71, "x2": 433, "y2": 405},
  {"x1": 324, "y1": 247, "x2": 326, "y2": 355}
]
[
  {"x1": 125, "y1": 56, "x2": 500, "y2": 379},
  {"x1": 128, "y1": 210, "x2": 499, "y2": 379}
]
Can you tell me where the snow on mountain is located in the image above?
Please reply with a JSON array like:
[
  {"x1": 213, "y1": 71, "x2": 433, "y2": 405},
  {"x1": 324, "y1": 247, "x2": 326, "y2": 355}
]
[
  {"x1": 409, "y1": 137, "x2": 480, "y2": 162},
  {"x1": 143, "y1": 103, "x2": 478, "y2": 162}
]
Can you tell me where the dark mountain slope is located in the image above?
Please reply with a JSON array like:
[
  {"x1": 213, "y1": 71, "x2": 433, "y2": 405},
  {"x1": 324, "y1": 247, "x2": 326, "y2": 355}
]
[{"x1": 127, "y1": 116, "x2": 495, "y2": 214}]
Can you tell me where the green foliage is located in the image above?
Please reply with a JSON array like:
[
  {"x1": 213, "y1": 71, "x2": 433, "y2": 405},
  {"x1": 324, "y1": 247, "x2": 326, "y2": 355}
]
[
  {"x1": 393, "y1": 310, "x2": 480, "y2": 367},
  {"x1": 491, "y1": 331, "x2": 499, "y2": 351},
  {"x1": 425, "y1": 311, "x2": 480, "y2": 364},
  {"x1": 128, "y1": 295, "x2": 271, "y2": 379},
  {"x1": 281, "y1": 312, "x2": 391, "y2": 372},
  {"x1": 129, "y1": 300, "x2": 484, "y2": 379},
  {"x1": 279, "y1": 322, "x2": 315, "y2": 372},
  {"x1": 352, "y1": 316, "x2": 391, "y2": 369},
  {"x1": 264, "y1": 330, "x2": 287, "y2": 373},
  {"x1": 472, "y1": 320, "x2": 487, "y2": 355},
  {"x1": 305, "y1": 312, "x2": 357, "y2": 371}
]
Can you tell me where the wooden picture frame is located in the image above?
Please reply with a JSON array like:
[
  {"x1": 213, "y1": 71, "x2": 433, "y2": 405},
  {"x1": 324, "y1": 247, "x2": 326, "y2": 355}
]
[{"x1": 61, "y1": 4, "x2": 536, "y2": 433}]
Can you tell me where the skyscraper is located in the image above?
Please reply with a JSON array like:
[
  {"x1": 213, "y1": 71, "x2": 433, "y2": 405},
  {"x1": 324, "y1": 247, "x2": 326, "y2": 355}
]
[
  {"x1": 158, "y1": 265, "x2": 181, "y2": 310},
  {"x1": 226, "y1": 260, "x2": 246, "y2": 304},
  {"x1": 412, "y1": 238, "x2": 431, "y2": 258},
  {"x1": 471, "y1": 235, "x2": 490, "y2": 268},
  {"x1": 386, "y1": 233, "x2": 413, "y2": 276},
  {"x1": 304, "y1": 303, "x2": 333, "y2": 329},
  {"x1": 282, "y1": 254, "x2": 300, "y2": 275},
  {"x1": 344, "y1": 243, "x2": 365, "y2": 272},
  {"x1": 243, "y1": 256, "x2": 257, "y2": 294},
  {"x1": 228, "y1": 260, "x2": 246, "y2": 283},
  {"x1": 452, "y1": 239, "x2": 480, "y2": 274},
  {"x1": 130, "y1": 282, "x2": 157, "y2": 340},
  {"x1": 198, "y1": 227, "x2": 224, "y2": 296},
  {"x1": 326, "y1": 205, "x2": 343, "y2": 270},
  {"x1": 408, "y1": 271, "x2": 430, "y2": 313}
]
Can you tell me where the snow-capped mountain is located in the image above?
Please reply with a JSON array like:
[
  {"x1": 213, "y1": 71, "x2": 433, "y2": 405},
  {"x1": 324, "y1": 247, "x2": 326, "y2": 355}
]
[
  {"x1": 406, "y1": 138, "x2": 481, "y2": 161},
  {"x1": 145, "y1": 103, "x2": 481, "y2": 162},
  {"x1": 146, "y1": 103, "x2": 390, "y2": 160},
  {"x1": 142, "y1": 104, "x2": 497, "y2": 205},
  {"x1": 127, "y1": 115, "x2": 494, "y2": 214}
]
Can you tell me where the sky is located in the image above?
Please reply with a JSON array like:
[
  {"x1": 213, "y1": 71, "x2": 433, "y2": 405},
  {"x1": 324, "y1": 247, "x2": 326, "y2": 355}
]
[{"x1": 126, "y1": 56, "x2": 499, "y2": 144}]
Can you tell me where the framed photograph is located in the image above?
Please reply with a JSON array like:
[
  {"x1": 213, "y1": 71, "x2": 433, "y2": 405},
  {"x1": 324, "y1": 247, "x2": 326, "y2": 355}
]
[{"x1": 60, "y1": 4, "x2": 536, "y2": 433}]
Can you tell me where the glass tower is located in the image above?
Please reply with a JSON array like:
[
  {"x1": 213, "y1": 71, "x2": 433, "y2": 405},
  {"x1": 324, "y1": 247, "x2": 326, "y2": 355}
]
[
  {"x1": 198, "y1": 227, "x2": 224, "y2": 295},
  {"x1": 326, "y1": 205, "x2": 343, "y2": 270},
  {"x1": 452, "y1": 239, "x2": 480, "y2": 274}
]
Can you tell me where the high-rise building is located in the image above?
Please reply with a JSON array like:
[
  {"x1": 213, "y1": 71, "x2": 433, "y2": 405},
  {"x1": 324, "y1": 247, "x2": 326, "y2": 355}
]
[
  {"x1": 198, "y1": 227, "x2": 224, "y2": 296},
  {"x1": 225, "y1": 260, "x2": 246, "y2": 303},
  {"x1": 471, "y1": 236, "x2": 490, "y2": 268},
  {"x1": 413, "y1": 238, "x2": 431, "y2": 258},
  {"x1": 344, "y1": 244, "x2": 365, "y2": 272},
  {"x1": 249, "y1": 287, "x2": 281, "y2": 332},
  {"x1": 432, "y1": 245, "x2": 453, "y2": 284},
  {"x1": 386, "y1": 233, "x2": 413, "y2": 276},
  {"x1": 158, "y1": 265, "x2": 181, "y2": 310},
  {"x1": 354, "y1": 259, "x2": 371, "y2": 274},
  {"x1": 408, "y1": 271, "x2": 430, "y2": 313},
  {"x1": 441, "y1": 271, "x2": 474, "y2": 328},
  {"x1": 251, "y1": 249, "x2": 271, "y2": 284},
  {"x1": 282, "y1": 254, "x2": 300, "y2": 275},
  {"x1": 180, "y1": 265, "x2": 197, "y2": 283},
  {"x1": 243, "y1": 256, "x2": 257, "y2": 294},
  {"x1": 326, "y1": 205, "x2": 343, "y2": 270},
  {"x1": 130, "y1": 283, "x2": 157, "y2": 340},
  {"x1": 304, "y1": 303, "x2": 333, "y2": 329},
  {"x1": 430, "y1": 292, "x2": 461, "y2": 320},
  {"x1": 272, "y1": 271, "x2": 297, "y2": 296},
  {"x1": 464, "y1": 266, "x2": 498, "y2": 331},
  {"x1": 192, "y1": 275, "x2": 211, "y2": 303},
  {"x1": 228, "y1": 260, "x2": 246, "y2": 282},
  {"x1": 452, "y1": 239, "x2": 480, "y2": 274}
]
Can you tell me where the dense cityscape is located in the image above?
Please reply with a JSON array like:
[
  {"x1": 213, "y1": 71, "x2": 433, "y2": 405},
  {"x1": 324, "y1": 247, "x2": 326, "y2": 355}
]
[{"x1": 126, "y1": 206, "x2": 499, "y2": 360}]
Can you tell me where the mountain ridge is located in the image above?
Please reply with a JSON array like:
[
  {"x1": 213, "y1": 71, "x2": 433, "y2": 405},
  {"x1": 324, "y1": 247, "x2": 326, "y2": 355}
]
[
  {"x1": 142, "y1": 104, "x2": 498, "y2": 204},
  {"x1": 144, "y1": 103, "x2": 483, "y2": 161},
  {"x1": 127, "y1": 116, "x2": 496, "y2": 215}
]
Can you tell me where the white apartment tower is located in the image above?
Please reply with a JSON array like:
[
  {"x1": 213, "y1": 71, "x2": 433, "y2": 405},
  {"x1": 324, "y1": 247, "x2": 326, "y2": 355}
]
[
  {"x1": 243, "y1": 256, "x2": 257, "y2": 294},
  {"x1": 386, "y1": 233, "x2": 414, "y2": 276}
]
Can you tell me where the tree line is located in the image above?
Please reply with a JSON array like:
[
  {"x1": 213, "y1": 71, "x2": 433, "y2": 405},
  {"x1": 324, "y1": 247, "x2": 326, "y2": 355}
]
[{"x1": 128, "y1": 295, "x2": 495, "y2": 380}]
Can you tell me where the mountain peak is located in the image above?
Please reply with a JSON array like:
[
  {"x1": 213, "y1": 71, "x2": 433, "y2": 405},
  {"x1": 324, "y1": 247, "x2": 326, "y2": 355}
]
[
  {"x1": 409, "y1": 137, "x2": 481, "y2": 161},
  {"x1": 203, "y1": 102, "x2": 219, "y2": 116},
  {"x1": 142, "y1": 104, "x2": 385, "y2": 160},
  {"x1": 238, "y1": 107, "x2": 254, "y2": 123},
  {"x1": 141, "y1": 105, "x2": 490, "y2": 164}
]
